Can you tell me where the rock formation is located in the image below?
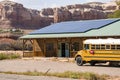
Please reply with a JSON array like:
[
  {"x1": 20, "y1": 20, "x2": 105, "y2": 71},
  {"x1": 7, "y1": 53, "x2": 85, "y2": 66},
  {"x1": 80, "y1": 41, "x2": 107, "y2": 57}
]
[
  {"x1": 54, "y1": 2, "x2": 118, "y2": 22},
  {"x1": 0, "y1": 0, "x2": 54, "y2": 29},
  {"x1": 0, "y1": 0, "x2": 119, "y2": 29}
]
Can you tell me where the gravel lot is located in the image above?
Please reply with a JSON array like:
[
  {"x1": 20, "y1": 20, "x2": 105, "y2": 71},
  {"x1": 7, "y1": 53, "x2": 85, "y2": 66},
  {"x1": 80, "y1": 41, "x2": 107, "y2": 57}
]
[{"x1": 0, "y1": 59, "x2": 119, "y2": 80}]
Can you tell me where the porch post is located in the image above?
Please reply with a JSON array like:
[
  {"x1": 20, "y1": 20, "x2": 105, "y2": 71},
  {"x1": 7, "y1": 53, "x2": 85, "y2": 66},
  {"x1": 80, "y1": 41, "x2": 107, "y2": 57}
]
[
  {"x1": 22, "y1": 39, "x2": 27, "y2": 57},
  {"x1": 43, "y1": 39, "x2": 46, "y2": 57},
  {"x1": 33, "y1": 39, "x2": 36, "y2": 57},
  {"x1": 22, "y1": 39, "x2": 24, "y2": 57}
]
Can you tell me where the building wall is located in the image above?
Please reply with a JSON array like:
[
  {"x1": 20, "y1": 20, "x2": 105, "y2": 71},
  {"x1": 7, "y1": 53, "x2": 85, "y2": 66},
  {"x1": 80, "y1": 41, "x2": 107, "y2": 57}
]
[
  {"x1": 23, "y1": 36, "x2": 120, "y2": 57},
  {"x1": 32, "y1": 38, "x2": 83, "y2": 57}
]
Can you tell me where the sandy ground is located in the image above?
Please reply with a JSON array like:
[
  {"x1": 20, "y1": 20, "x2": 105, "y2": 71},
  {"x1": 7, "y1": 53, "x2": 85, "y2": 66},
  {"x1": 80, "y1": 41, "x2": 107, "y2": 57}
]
[
  {"x1": 0, "y1": 59, "x2": 119, "y2": 80},
  {"x1": 0, "y1": 59, "x2": 119, "y2": 76}
]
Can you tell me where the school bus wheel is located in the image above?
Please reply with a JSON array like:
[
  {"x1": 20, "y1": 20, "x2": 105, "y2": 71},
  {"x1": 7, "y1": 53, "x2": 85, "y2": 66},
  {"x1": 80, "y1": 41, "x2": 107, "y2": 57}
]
[
  {"x1": 90, "y1": 61, "x2": 96, "y2": 66},
  {"x1": 76, "y1": 56, "x2": 83, "y2": 66}
]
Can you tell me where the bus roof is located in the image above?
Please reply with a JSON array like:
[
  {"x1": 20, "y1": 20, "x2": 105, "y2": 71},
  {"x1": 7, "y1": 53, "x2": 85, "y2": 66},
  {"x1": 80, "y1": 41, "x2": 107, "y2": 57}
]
[{"x1": 84, "y1": 38, "x2": 120, "y2": 44}]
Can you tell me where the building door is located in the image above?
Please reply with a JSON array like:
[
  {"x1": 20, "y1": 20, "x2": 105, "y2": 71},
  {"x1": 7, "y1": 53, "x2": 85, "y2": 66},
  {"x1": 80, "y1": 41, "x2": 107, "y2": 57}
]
[
  {"x1": 58, "y1": 42, "x2": 69, "y2": 57},
  {"x1": 61, "y1": 43, "x2": 66, "y2": 57}
]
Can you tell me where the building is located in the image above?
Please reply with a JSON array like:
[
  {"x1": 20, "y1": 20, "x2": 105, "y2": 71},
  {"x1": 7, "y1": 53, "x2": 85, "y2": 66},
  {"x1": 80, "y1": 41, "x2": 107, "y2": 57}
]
[{"x1": 20, "y1": 18, "x2": 120, "y2": 57}]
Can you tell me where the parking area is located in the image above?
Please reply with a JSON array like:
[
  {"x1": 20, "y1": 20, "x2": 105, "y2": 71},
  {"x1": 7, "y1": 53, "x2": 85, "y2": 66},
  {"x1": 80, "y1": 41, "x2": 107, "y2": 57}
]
[{"x1": 0, "y1": 58, "x2": 119, "y2": 76}]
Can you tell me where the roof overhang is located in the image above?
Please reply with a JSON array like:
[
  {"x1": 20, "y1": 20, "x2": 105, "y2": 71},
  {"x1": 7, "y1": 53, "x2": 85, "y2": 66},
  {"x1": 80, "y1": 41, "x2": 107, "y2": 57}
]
[
  {"x1": 20, "y1": 18, "x2": 120, "y2": 39},
  {"x1": 20, "y1": 33, "x2": 120, "y2": 39}
]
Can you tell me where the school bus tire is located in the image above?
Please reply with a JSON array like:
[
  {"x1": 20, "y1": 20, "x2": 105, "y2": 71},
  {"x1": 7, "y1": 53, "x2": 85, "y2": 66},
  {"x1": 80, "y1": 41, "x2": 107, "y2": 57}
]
[
  {"x1": 76, "y1": 56, "x2": 83, "y2": 66},
  {"x1": 90, "y1": 61, "x2": 96, "y2": 66},
  {"x1": 109, "y1": 62, "x2": 119, "y2": 67}
]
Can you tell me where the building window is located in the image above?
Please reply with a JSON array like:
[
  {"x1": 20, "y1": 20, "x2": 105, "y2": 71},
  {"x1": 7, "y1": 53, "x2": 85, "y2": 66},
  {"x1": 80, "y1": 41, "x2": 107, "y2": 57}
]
[
  {"x1": 46, "y1": 43, "x2": 54, "y2": 51},
  {"x1": 71, "y1": 42, "x2": 79, "y2": 51}
]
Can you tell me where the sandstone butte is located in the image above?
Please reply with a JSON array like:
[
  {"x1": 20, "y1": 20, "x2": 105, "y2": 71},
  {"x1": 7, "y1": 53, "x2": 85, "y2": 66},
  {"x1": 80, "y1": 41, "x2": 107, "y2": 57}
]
[{"x1": 0, "y1": 0, "x2": 119, "y2": 30}]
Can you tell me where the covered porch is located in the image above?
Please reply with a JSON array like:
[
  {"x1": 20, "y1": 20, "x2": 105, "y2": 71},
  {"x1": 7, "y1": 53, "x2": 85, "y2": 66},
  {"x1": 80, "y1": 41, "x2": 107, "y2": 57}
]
[{"x1": 22, "y1": 37, "x2": 83, "y2": 57}]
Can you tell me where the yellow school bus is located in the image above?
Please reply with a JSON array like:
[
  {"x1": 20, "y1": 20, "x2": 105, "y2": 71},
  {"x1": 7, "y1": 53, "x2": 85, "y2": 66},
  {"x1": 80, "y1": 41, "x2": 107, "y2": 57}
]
[{"x1": 75, "y1": 38, "x2": 120, "y2": 66}]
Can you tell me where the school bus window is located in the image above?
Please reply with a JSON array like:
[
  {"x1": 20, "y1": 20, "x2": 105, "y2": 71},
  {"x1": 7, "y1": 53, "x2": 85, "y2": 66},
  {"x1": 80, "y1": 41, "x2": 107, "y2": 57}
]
[
  {"x1": 84, "y1": 44, "x2": 89, "y2": 50},
  {"x1": 91, "y1": 45, "x2": 95, "y2": 49},
  {"x1": 106, "y1": 45, "x2": 110, "y2": 50},
  {"x1": 111, "y1": 45, "x2": 116, "y2": 50},
  {"x1": 101, "y1": 45, "x2": 105, "y2": 49},
  {"x1": 96, "y1": 45, "x2": 100, "y2": 49},
  {"x1": 116, "y1": 45, "x2": 120, "y2": 49}
]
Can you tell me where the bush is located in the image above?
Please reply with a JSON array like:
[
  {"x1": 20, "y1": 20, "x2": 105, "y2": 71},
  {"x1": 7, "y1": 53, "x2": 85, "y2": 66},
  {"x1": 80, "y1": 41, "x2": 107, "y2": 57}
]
[
  {"x1": 9, "y1": 53, "x2": 21, "y2": 59},
  {"x1": 0, "y1": 71, "x2": 108, "y2": 80},
  {"x1": 108, "y1": 10, "x2": 120, "y2": 18},
  {"x1": 10, "y1": 40, "x2": 23, "y2": 50},
  {"x1": 0, "y1": 54, "x2": 9, "y2": 60},
  {"x1": 0, "y1": 53, "x2": 21, "y2": 60},
  {"x1": 0, "y1": 40, "x2": 33, "y2": 51},
  {"x1": 0, "y1": 43, "x2": 14, "y2": 50}
]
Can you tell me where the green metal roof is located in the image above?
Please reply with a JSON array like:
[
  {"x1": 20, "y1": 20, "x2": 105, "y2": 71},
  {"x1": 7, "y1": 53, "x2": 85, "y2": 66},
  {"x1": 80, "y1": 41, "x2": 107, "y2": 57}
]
[{"x1": 20, "y1": 19, "x2": 120, "y2": 39}]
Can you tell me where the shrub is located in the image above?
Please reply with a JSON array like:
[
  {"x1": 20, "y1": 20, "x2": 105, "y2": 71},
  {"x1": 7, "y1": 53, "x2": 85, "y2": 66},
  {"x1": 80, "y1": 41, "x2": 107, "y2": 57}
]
[
  {"x1": 0, "y1": 40, "x2": 23, "y2": 50},
  {"x1": 0, "y1": 43, "x2": 14, "y2": 50},
  {"x1": 0, "y1": 53, "x2": 21, "y2": 60},
  {"x1": 108, "y1": 10, "x2": 120, "y2": 18},
  {"x1": 9, "y1": 53, "x2": 21, "y2": 59},
  {"x1": 10, "y1": 40, "x2": 23, "y2": 50},
  {"x1": 0, "y1": 40, "x2": 33, "y2": 51},
  {"x1": 0, "y1": 53, "x2": 9, "y2": 60},
  {"x1": 0, "y1": 71, "x2": 108, "y2": 80}
]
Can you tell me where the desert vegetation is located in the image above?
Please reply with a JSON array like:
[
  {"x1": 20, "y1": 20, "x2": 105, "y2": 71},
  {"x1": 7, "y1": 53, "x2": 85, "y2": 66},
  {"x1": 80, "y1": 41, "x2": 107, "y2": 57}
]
[
  {"x1": 0, "y1": 53, "x2": 21, "y2": 60},
  {"x1": 0, "y1": 40, "x2": 32, "y2": 51},
  {"x1": 108, "y1": 0, "x2": 120, "y2": 18},
  {"x1": 0, "y1": 70, "x2": 109, "y2": 80}
]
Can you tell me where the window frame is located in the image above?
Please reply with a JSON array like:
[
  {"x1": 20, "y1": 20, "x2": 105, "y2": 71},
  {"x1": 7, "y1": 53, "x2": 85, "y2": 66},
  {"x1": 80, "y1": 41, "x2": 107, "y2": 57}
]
[{"x1": 46, "y1": 43, "x2": 54, "y2": 51}]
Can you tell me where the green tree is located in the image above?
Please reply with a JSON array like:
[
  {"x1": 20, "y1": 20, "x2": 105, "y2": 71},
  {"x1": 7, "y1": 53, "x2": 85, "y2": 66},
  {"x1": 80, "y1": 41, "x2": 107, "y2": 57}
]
[
  {"x1": 108, "y1": 10, "x2": 120, "y2": 18},
  {"x1": 108, "y1": 0, "x2": 120, "y2": 18},
  {"x1": 116, "y1": 0, "x2": 120, "y2": 6}
]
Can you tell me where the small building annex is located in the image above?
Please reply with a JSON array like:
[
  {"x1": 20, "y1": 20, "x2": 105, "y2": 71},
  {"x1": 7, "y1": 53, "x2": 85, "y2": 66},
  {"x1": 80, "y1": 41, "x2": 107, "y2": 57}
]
[{"x1": 20, "y1": 18, "x2": 120, "y2": 57}]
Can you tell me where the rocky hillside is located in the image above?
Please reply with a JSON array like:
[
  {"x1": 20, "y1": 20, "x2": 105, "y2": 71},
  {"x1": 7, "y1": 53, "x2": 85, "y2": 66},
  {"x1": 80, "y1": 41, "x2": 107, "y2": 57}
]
[
  {"x1": 0, "y1": 0, "x2": 53, "y2": 29},
  {"x1": 0, "y1": 0, "x2": 119, "y2": 30}
]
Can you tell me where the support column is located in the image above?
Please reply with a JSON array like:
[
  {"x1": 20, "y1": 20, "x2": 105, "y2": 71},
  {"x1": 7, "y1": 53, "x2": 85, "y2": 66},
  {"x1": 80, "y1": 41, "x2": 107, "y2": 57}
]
[
  {"x1": 22, "y1": 39, "x2": 24, "y2": 57},
  {"x1": 33, "y1": 39, "x2": 36, "y2": 57},
  {"x1": 43, "y1": 39, "x2": 46, "y2": 57},
  {"x1": 22, "y1": 39, "x2": 27, "y2": 57}
]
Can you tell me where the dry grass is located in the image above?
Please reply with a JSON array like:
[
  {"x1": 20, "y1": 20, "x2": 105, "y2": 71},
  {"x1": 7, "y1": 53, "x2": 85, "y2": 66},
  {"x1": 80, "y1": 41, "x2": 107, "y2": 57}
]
[
  {"x1": 0, "y1": 70, "x2": 110, "y2": 80},
  {"x1": 0, "y1": 53, "x2": 21, "y2": 60}
]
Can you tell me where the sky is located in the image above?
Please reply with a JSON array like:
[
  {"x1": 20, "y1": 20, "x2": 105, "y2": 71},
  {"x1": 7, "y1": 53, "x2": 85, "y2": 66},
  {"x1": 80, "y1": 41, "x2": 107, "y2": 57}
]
[{"x1": 0, "y1": 0, "x2": 112, "y2": 10}]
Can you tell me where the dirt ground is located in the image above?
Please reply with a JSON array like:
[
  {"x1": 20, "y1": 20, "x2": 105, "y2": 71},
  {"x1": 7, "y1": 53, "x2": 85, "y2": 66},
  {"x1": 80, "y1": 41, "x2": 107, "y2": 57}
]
[
  {"x1": 0, "y1": 59, "x2": 119, "y2": 76},
  {"x1": 0, "y1": 51, "x2": 120, "y2": 80}
]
